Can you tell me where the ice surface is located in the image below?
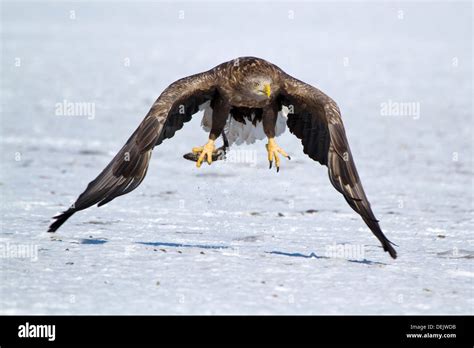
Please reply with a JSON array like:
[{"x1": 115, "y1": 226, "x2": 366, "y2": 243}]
[{"x1": 0, "y1": 1, "x2": 472, "y2": 314}]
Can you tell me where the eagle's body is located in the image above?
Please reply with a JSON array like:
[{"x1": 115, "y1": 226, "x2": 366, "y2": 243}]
[
  {"x1": 200, "y1": 102, "x2": 288, "y2": 146},
  {"x1": 48, "y1": 57, "x2": 397, "y2": 259}
]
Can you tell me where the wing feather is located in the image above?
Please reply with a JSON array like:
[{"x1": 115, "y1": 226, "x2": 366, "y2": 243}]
[
  {"x1": 280, "y1": 73, "x2": 397, "y2": 258},
  {"x1": 48, "y1": 70, "x2": 217, "y2": 232}
]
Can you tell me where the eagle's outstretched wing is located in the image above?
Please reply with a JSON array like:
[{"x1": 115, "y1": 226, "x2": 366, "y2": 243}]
[
  {"x1": 279, "y1": 73, "x2": 397, "y2": 259},
  {"x1": 48, "y1": 71, "x2": 217, "y2": 232}
]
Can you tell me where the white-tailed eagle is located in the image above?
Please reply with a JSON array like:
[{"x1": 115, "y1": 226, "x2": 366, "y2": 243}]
[{"x1": 48, "y1": 57, "x2": 397, "y2": 259}]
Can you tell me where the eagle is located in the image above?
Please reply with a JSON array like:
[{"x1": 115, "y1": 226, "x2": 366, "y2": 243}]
[{"x1": 48, "y1": 57, "x2": 397, "y2": 259}]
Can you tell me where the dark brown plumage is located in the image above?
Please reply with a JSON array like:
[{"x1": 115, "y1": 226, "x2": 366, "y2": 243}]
[{"x1": 48, "y1": 56, "x2": 397, "y2": 259}]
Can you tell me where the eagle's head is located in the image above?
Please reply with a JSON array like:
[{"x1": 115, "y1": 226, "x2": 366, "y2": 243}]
[
  {"x1": 243, "y1": 76, "x2": 273, "y2": 100},
  {"x1": 228, "y1": 57, "x2": 278, "y2": 103}
]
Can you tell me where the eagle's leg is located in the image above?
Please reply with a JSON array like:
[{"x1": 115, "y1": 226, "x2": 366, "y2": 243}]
[
  {"x1": 263, "y1": 104, "x2": 291, "y2": 172},
  {"x1": 193, "y1": 96, "x2": 230, "y2": 168}
]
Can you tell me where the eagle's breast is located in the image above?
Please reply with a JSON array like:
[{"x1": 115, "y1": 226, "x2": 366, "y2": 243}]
[{"x1": 199, "y1": 101, "x2": 288, "y2": 146}]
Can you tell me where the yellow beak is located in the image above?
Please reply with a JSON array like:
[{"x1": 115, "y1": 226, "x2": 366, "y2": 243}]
[{"x1": 263, "y1": 84, "x2": 271, "y2": 98}]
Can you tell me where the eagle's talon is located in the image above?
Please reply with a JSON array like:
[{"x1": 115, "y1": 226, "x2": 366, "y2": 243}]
[
  {"x1": 266, "y1": 138, "x2": 289, "y2": 172},
  {"x1": 192, "y1": 146, "x2": 204, "y2": 154},
  {"x1": 195, "y1": 139, "x2": 216, "y2": 168}
]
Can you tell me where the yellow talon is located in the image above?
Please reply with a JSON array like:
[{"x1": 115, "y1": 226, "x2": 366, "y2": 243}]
[
  {"x1": 192, "y1": 146, "x2": 204, "y2": 154},
  {"x1": 195, "y1": 139, "x2": 216, "y2": 168},
  {"x1": 266, "y1": 138, "x2": 290, "y2": 172}
]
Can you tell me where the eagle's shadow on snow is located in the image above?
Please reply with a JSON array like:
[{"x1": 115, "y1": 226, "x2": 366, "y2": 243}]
[
  {"x1": 136, "y1": 241, "x2": 385, "y2": 265},
  {"x1": 137, "y1": 241, "x2": 229, "y2": 250},
  {"x1": 266, "y1": 250, "x2": 387, "y2": 265},
  {"x1": 80, "y1": 238, "x2": 108, "y2": 245}
]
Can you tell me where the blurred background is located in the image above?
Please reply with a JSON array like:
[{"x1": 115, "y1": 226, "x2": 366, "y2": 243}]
[{"x1": 0, "y1": 1, "x2": 472, "y2": 314}]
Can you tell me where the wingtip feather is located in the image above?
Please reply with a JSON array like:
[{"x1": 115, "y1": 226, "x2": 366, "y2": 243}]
[{"x1": 47, "y1": 209, "x2": 75, "y2": 233}]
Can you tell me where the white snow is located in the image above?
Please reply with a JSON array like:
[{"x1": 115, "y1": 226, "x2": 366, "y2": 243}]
[{"x1": 0, "y1": 1, "x2": 472, "y2": 314}]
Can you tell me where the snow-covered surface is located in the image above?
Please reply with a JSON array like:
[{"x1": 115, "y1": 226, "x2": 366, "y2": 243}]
[{"x1": 0, "y1": 1, "x2": 472, "y2": 314}]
